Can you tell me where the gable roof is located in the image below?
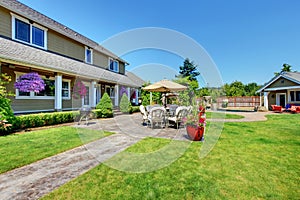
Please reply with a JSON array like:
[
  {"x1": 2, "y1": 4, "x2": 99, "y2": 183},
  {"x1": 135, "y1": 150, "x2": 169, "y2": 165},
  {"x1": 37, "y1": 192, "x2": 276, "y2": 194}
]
[
  {"x1": 0, "y1": 37, "x2": 141, "y2": 88},
  {"x1": 257, "y1": 71, "x2": 300, "y2": 93},
  {"x1": 0, "y1": 0, "x2": 127, "y2": 64},
  {"x1": 126, "y1": 71, "x2": 146, "y2": 87}
]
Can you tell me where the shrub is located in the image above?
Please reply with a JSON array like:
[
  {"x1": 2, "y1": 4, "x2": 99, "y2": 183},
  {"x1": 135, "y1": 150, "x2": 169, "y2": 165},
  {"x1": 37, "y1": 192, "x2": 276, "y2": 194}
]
[
  {"x1": 0, "y1": 74, "x2": 15, "y2": 134},
  {"x1": 96, "y1": 93, "x2": 113, "y2": 118},
  {"x1": 119, "y1": 93, "x2": 132, "y2": 113},
  {"x1": 131, "y1": 106, "x2": 140, "y2": 113},
  {"x1": 11, "y1": 111, "x2": 77, "y2": 131}
]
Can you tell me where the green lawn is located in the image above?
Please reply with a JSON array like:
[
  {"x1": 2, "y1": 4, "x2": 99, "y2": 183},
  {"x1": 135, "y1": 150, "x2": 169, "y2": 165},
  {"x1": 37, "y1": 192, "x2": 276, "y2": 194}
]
[
  {"x1": 206, "y1": 111, "x2": 244, "y2": 119},
  {"x1": 0, "y1": 126, "x2": 113, "y2": 173},
  {"x1": 43, "y1": 114, "x2": 300, "y2": 199}
]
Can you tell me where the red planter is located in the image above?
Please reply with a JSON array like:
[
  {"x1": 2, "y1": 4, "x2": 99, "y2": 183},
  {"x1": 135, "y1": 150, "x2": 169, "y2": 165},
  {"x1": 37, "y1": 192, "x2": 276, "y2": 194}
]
[{"x1": 186, "y1": 125, "x2": 204, "y2": 141}]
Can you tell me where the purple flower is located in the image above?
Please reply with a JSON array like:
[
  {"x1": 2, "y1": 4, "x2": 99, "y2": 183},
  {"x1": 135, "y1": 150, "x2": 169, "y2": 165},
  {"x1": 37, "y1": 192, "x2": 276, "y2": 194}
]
[{"x1": 14, "y1": 72, "x2": 45, "y2": 93}]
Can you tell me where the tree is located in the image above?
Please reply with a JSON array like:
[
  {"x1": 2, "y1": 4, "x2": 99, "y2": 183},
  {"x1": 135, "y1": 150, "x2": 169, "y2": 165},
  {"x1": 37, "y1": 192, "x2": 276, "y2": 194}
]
[
  {"x1": 274, "y1": 63, "x2": 292, "y2": 76},
  {"x1": 119, "y1": 93, "x2": 132, "y2": 113},
  {"x1": 244, "y1": 82, "x2": 261, "y2": 96},
  {"x1": 95, "y1": 92, "x2": 113, "y2": 118},
  {"x1": 223, "y1": 81, "x2": 245, "y2": 97},
  {"x1": 178, "y1": 58, "x2": 200, "y2": 81}
]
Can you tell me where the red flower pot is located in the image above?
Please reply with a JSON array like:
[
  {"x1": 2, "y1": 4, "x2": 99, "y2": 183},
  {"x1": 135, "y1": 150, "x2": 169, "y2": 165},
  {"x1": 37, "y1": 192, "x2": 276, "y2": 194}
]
[{"x1": 186, "y1": 125, "x2": 204, "y2": 141}]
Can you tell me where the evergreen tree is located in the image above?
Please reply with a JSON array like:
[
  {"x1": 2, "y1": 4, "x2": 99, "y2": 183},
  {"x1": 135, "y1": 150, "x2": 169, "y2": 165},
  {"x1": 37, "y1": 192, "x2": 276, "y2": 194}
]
[
  {"x1": 119, "y1": 93, "x2": 132, "y2": 113},
  {"x1": 178, "y1": 58, "x2": 200, "y2": 81},
  {"x1": 95, "y1": 92, "x2": 113, "y2": 118}
]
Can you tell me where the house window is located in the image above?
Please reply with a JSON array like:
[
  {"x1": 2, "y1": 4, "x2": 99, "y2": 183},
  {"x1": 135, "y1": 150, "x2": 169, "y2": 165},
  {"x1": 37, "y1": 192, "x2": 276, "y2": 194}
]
[
  {"x1": 85, "y1": 47, "x2": 93, "y2": 64},
  {"x1": 289, "y1": 90, "x2": 300, "y2": 102},
  {"x1": 62, "y1": 81, "x2": 70, "y2": 98},
  {"x1": 11, "y1": 13, "x2": 47, "y2": 49},
  {"x1": 109, "y1": 58, "x2": 119, "y2": 72},
  {"x1": 15, "y1": 19, "x2": 30, "y2": 43},
  {"x1": 35, "y1": 79, "x2": 55, "y2": 97},
  {"x1": 296, "y1": 91, "x2": 300, "y2": 101},
  {"x1": 15, "y1": 73, "x2": 70, "y2": 99},
  {"x1": 290, "y1": 91, "x2": 295, "y2": 101}
]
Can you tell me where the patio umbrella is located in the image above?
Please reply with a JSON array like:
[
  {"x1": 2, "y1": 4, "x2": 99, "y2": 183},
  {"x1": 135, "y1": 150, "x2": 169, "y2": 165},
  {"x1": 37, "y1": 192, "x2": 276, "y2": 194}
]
[
  {"x1": 143, "y1": 79, "x2": 187, "y2": 93},
  {"x1": 143, "y1": 79, "x2": 187, "y2": 106}
]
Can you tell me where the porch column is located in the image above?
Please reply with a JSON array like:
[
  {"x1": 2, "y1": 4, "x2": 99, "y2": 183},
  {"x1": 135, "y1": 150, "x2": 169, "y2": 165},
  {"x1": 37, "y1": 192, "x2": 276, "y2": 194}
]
[
  {"x1": 115, "y1": 85, "x2": 119, "y2": 106},
  {"x1": 90, "y1": 81, "x2": 96, "y2": 108},
  {"x1": 127, "y1": 87, "x2": 131, "y2": 100},
  {"x1": 55, "y1": 74, "x2": 62, "y2": 111},
  {"x1": 264, "y1": 92, "x2": 269, "y2": 110},
  {"x1": 135, "y1": 89, "x2": 139, "y2": 105}
]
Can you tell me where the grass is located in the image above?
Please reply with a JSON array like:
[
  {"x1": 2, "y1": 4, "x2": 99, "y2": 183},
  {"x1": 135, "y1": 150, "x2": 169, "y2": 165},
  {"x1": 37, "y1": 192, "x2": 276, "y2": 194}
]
[
  {"x1": 206, "y1": 111, "x2": 245, "y2": 119},
  {"x1": 0, "y1": 126, "x2": 113, "y2": 173},
  {"x1": 43, "y1": 114, "x2": 300, "y2": 199}
]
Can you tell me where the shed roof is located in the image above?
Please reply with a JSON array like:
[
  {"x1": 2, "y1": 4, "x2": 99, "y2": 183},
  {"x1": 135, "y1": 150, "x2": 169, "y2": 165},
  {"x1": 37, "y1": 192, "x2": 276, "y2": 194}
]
[
  {"x1": 0, "y1": 0, "x2": 127, "y2": 64},
  {"x1": 0, "y1": 37, "x2": 141, "y2": 88}
]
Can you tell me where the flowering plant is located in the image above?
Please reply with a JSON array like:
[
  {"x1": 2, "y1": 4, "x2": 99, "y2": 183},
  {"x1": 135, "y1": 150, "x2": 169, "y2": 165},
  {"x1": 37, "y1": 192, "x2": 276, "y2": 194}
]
[
  {"x1": 72, "y1": 80, "x2": 87, "y2": 99},
  {"x1": 183, "y1": 105, "x2": 206, "y2": 127},
  {"x1": 14, "y1": 72, "x2": 45, "y2": 93}
]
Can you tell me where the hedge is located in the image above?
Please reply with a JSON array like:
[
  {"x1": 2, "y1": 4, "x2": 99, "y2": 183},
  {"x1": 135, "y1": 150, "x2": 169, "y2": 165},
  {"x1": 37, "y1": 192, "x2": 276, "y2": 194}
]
[{"x1": 0, "y1": 109, "x2": 112, "y2": 135}]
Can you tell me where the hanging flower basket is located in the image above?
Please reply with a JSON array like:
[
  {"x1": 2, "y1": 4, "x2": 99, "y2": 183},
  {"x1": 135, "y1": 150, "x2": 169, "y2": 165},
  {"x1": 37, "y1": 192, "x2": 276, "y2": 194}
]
[
  {"x1": 14, "y1": 72, "x2": 45, "y2": 93},
  {"x1": 72, "y1": 80, "x2": 87, "y2": 99}
]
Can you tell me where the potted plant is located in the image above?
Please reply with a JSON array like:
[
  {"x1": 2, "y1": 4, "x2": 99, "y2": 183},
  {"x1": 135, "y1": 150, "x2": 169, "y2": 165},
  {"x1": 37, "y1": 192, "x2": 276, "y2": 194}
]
[{"x1": 184, "y1": 105, "x2": 206, "y2": 141}]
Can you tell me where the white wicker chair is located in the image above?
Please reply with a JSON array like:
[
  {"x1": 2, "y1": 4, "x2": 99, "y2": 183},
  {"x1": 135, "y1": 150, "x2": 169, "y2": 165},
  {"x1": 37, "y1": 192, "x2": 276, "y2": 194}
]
[
  {"x1": 139, "y1": 105, "x2": 148, "y2": 125},
  {"x1": 147, "y1": 107, "x2": 166, "y2": 129},
  {"x1": 168, "y1": 106, "x2": 188, "y2": 129}
]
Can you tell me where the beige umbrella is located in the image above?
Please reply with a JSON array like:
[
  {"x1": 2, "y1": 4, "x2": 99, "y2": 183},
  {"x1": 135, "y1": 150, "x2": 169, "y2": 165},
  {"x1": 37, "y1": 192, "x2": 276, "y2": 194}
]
[
  {"x1": 143, "y1": 79, "x2": 187, "y2": 106},
  {"x1": 143, "y1": 79, "x2": 187, "y2": 93}
]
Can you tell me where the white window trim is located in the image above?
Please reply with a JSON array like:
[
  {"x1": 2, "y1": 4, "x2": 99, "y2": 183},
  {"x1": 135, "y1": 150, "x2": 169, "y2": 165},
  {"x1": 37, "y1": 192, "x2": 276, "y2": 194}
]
[
  {"x1": 15, "y1": 72, "x2": 70, "y2": 100},
  {"x1": 108, "y1": 57, "x2": 119, "y2": 72},
  {"x1": 11, "y1": 13, "x2": 48, "y2": 50},
  {"x1": 85, "y1": 47, "x2": 93, "y2": 64},
  {"x1": 62, "y1": 80, "x2": 71, "y2": 100}
]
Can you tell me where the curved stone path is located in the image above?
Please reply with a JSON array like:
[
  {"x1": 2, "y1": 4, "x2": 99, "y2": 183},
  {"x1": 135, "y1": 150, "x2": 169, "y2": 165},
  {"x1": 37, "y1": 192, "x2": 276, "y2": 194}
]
[{"x1": 0, "y1": 111, "x2": 274, "y2": 199}]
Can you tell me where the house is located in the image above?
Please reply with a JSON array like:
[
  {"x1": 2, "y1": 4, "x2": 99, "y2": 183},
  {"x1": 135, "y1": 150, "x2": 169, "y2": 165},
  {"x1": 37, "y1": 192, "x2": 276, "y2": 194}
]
[
  {"x1": 257, "y1": 71, "x2": 300, "y2": 110},
  {"x1": 0, "y1": 0, "x2": 145, "y2": 114}
]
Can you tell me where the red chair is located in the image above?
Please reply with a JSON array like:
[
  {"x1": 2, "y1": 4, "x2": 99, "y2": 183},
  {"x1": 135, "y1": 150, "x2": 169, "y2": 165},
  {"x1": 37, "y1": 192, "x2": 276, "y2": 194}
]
[
  {"x1": 291, "y1": 106, "x2": 300, "y2": 113},
  {"x1": 271, "y1": 105, "x2": 283, "y2": 112}
]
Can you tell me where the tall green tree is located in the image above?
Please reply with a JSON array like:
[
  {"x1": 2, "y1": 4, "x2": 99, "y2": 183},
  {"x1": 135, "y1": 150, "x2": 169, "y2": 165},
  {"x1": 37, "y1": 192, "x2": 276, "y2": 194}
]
[
  {"x1": 178, "y1": 58, "x2": 200, "y2": 81},
  {"x1": 244, "y1": 82, "x2": 261, "y2": 96},
  {"x1": 274, "y1": 63, "x2": 293, "y2": 76}
]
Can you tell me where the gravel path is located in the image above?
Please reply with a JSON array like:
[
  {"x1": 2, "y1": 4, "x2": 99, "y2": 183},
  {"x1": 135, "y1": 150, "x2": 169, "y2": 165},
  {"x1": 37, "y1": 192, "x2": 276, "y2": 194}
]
[{"x1": 0, "y1": 111, "x2": 272, "y2": 200}]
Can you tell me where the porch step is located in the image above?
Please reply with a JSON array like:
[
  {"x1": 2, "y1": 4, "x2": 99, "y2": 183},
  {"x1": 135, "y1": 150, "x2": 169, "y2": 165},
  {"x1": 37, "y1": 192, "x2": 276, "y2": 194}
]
[{"x1": 113, "y1": 107, "x2": 123, "y2": 117}]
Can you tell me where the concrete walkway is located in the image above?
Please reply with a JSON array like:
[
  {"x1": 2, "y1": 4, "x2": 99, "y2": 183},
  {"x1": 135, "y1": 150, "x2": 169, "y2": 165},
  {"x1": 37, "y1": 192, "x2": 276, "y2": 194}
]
[{"x1": 0, "y1": 111, "x2": 272, "y2": 200}]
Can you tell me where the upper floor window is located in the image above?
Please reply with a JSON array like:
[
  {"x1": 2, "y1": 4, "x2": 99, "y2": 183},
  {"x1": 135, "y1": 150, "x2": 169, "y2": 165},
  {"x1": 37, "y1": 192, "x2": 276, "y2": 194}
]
[
  {"x1": 11, "y1": 13, "x2": 47, "y2": 49},
  {"x1": 85, "y1": 47, "x2": 93, "y2": 64},
  {"x1": 109, "y1": 58, "x2": 119, "y2": 72}
]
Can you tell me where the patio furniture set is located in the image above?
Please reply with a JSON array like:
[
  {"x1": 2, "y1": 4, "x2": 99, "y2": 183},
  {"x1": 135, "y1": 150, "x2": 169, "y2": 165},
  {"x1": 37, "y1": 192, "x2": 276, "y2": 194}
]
[
  {"x1": 271, "y1": 104, "x2": 300, "y2": 113},
  {"x1": 139, "y1": 104, "x2": 190, "y2": 129}
]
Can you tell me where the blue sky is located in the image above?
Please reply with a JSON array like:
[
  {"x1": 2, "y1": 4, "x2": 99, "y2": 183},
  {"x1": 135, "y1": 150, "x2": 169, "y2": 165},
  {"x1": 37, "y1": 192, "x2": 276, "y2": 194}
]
[{"x1": 19, "y1": 0, "x2": 300, "y2": 87}]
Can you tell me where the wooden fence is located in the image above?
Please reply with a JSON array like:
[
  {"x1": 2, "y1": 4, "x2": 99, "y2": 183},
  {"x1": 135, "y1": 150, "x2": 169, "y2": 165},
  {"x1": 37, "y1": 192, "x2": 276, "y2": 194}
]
[{"x1": 217, "y1": 96, "x2": 260, "y2": 108}]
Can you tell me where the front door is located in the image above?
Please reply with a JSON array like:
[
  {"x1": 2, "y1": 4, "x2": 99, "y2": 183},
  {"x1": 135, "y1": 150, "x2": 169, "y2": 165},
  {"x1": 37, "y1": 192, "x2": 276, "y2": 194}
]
[{"x1": 276, "y1": 93, "x2": 286, "y2": 108}]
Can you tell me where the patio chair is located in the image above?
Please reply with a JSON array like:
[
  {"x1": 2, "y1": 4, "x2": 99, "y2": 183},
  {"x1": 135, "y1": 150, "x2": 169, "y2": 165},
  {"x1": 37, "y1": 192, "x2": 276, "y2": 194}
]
[
  {"x1": 147, "y1": 107, "x2": 166, "y2": 129},
  {"x1": 139, "y1": 105, "x2": 148, "y2": 125},
  {"x1": 78, "y1": 106, "x2": 92, "y2": 125},
  {"x1": 168, "y1": 106, "x2": 189, "y2": 129},
  {"x1": 271, "y1": 105, "x2": 283, "y2": 113}
]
